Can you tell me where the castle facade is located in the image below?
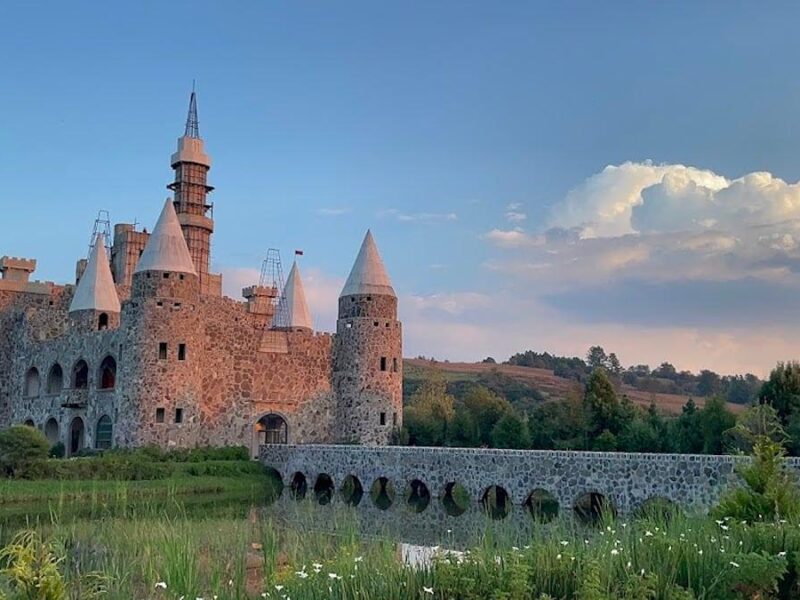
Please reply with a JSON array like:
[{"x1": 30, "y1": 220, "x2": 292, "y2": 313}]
[{"x1": 0, "y1": 93, "x2": 403, "y2": 455}]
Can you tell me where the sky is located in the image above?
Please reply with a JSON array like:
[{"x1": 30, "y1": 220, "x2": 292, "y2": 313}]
[{"x1": 3, "y1": 2, "x2": 800, "y2": 376}]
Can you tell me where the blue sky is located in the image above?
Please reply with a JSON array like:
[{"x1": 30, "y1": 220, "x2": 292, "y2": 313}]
[{"x1": 4, "y1": 2, "x2": 800, "y2": 374}]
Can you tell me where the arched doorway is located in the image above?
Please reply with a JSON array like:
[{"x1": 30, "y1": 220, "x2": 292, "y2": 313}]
[
  {"x1": 69, "y1": 417, "x2": 85, "y2": 456},
  {"x1": 44, "y1": 418, "x2": 59, "y2": 444},
  {"x1": 98, "y1": 356, "x2": 116, "y2": 390},
  {"x1": 253, "y1": 413, "x2": 288, "y2": 457}
]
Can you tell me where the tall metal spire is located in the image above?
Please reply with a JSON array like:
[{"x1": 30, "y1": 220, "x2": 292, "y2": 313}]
[{"x1": 184, "y1": 85, "x2": 200, "y2": 138}]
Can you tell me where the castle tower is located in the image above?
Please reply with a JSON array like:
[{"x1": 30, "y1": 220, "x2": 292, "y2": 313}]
[
  {"x1": 132, "y1": 199, "x2": 200, "y2": 301},
  {"x1": 167, "y1": 91, "x2": 220, "y2": 296},
  {"x1": 333, "y1": 231, "x2": 402, "y2": 445},
  {"x1": 69, "y1": 234, "x2": 121, "y2": 331},
  {"x1": 279, "y1": 261, "x2": 313, "y2": 332},
  {"x1": 123, "y1": 199, "x2": 203, "y2": 448}
]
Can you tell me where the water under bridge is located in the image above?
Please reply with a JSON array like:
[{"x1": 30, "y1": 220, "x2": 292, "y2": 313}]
[{"x1": 260, "y1": 444, "x2": 795, "y2": 521}]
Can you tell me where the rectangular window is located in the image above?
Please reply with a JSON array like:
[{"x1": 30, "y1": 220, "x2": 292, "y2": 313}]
[
  {"x1": 156, "y1": 408, "x2": 165, "y2": 423},
  {"x1": 380, "y1": 357, "x2": 387, "y2": 372},
  {"x1": 159, "y1": 342, "x2": 167, "y2": 360},
  {"x1": 178, "y1": 343, "x2": 186, "y2": 361},
  {"x1": 380, "y1": 412, "x2": 386, "y2": 426},
  {"x1": 392, "y1": 358, "x2": 398, "y2": 372},
  {"x1": 175, "y1": 408, "x2": 183, "y2": 424},
  {"x1": 393, "y1": 412, "x2": 398, "y2": 426}
]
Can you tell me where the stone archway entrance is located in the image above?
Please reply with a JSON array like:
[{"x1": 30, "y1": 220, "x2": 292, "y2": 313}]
[
  {"x1": 69, "y1": 417, "x2": 85, "y2": 456},
  {"x1": 253, "y1": 414, "x2": 288, "y2": 458}
]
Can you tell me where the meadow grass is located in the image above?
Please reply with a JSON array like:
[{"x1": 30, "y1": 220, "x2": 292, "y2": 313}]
[{"x1": 1, "y1": 496, "x2": 799, "y2": 599}]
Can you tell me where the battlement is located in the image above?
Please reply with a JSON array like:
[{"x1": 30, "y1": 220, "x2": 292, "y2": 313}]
[{"x1": 0, "y1": 256, "x2": 37, "y2": 282}]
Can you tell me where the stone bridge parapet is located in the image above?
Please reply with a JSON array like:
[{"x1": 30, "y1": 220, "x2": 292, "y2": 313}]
[{"x1": 261, "y1": 444, "x2": 800, "y2": 515}]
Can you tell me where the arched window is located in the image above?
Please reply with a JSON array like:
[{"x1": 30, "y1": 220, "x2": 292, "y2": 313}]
[
  {"x1": 69, "y1": 417, "x2": 85, "y2": 456},
  {"x1": 98, "y1": 313, "x2": 109, "y2": 330},
  {"x1": 72, "y1": 360, "x2": 89, "y2": 389},
  {"x1": 95, "y1": 416, "x2": 113, "y2": 450},
  {"x1": 98, "y1": 355, "x2": 116, "y2": 390},
  {"x1": 46, "y1": 364, "x2": 64, "y2": 394},
  {"x1": 255, "y1": 414, "x2": 288, "y2": 445},
  {"x1": 44, "y1": 418, "x2": 59, "y2": 444},
  {"x1": 23, "y1": 419, "x2": 35, "y2": 428},
  {"x1": 24, "y1": 368, "x2": 40, "y2": 397}
]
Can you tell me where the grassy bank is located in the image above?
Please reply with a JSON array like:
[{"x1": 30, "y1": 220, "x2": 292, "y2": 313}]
[{"x1": 0, "y1": 506, "x2": 798, "y2": 599}]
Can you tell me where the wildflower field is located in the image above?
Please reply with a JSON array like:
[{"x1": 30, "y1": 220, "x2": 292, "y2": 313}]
[{"x1": 0, "y1": 490, "x2": 799, "y2": 600}]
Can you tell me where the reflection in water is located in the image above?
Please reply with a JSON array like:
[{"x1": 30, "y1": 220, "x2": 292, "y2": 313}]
[
  {"x1": 263, "y1": 488, "x2": 542, "y2": 549},
  {"x1": 370, "y1": 477, "x2": 395, "y2": 510}
]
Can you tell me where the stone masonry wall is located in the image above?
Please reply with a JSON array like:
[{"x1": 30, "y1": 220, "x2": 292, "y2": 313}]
[
  {"x1": 260, "y1": 444, "x2": 800, "y2": 515},
  {"x1": 333, "y1": 293, "x2": 402, "y2": 445}
]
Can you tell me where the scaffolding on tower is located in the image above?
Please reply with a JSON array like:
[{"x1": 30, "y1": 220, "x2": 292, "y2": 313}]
[
  {"x1": 88, "y1": 210, "x2": 112, "y2": 257},
  {"x1": 259, "y1": 248, "x2": 289, "y2": 329}
]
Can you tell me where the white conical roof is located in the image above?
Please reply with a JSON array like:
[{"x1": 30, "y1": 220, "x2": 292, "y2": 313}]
[
  {"x1": 340, "y1": 230, "x2": 395, "y2": 298},
  {"x1": 134, "y1": 199, "x2": 197, "y2": 275},
  {"x1": 281, "y1": 262, "x2": 313, "y2": 330},
  {"x1": 70, "y1": 234, "x2": 121, "y2": 313}
]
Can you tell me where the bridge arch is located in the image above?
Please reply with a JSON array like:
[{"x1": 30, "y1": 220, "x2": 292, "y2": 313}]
[
  {"x1": 405, "y1": 479, "x2": 431, "y2": 513},
  {"x1": 290, "y1": 471, "x2": 307, "y2": 500},
  {"x1": 481, "y1": 485, "x2": 511, "y2": 520},
  {"x1": 370, "y1": 476, "x2": 395, "y2": 510},
  {"x1": 341, "y1": 475, "x2": 364, "y2": 506},
  {"x1": 573, "y1": 491, "x2": 616, "y2": 524},
  {"x1": 524, "y1": 488, "x2": 559, "y2": 523},
  {"x1": 314, "y1": 473, "x2": 335, "y2": 505}
]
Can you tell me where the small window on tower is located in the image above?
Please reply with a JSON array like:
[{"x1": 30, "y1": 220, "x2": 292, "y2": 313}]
[
  {"x1": 163, "y1": 272, "x2": 170, "y2": 279},
  {"x1": 380, "y1": 357, "x2": 387, "y2": 372},
  {"x1": 374, "y1": 321, "x2": 379, "y2": 327},
  {"x1": 380, "y1": 412, "x2": 386, "y2": 426},
  {"x1": 175, "y1": 408, "x2": 183, "y2": 424},
  {"x1": 159, "y1": 343, "x2": 167, "y2": 360},
  {"x1": 393, "y1": 412, "x2": 398, "y2": 426},
  {"x1": 156, "y1": 408, "x2": 165, "y2": 423},
  {"x1": 98, "y1": 313, "x2": 109, "y2": 330},
  {"x1": 179, "y1": 274, "x2": 185, "y2": 280},
  {"x1": 178, "y1": 344, "x2": 186, "y2": 361},
  {"x1": 392, "y1": 358, "x2": 398, "y2": 372}
]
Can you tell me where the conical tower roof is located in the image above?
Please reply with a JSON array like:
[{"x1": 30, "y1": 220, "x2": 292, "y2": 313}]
[
  {"x1": 70, "y1": 234, "x2": 121, "y2": 313},
  {"x1": 280, "y1": 261, "x2": 313, "y2": 331},
  {"x1": 134, "y1": 199, "x2": 197, "y2": 275},
  {"x1": 340, "y1": 230, "x2": 395, "y2": 298}
]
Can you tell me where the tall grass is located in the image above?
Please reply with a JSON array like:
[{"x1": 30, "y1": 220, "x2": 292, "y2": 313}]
[{"x1": 1, "y1": 496, "x2": 799, "y2": 599}]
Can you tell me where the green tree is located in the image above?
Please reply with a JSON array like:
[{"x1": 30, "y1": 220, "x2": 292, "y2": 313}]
[
  {"x1": 490, "y1": 412, "x2": 530, "y2": 449},
  {"x1": 403, "y1": 376, "x2": 455, "y2": 446},
  {"x1": 586, "y1": 346, "x2": 608, "y2": 370},
  {"x1": 584, "y1": 368, "x2": 621, "y2": 437},
  {"x1": 0, "y1": 425, "x2": 50, "y2": 477},
  {"x1": 697, "y1": 396, "x2": 736, "y2": 454},
  {"x1": 675, "y1": 397, "x2": 704, "y2": 453},
  {"x1": 448, "y1": 408, "x2": 479, "y2": 447},
  {"x1": 697, "y1": 369, "x2": 722, "y2": 396},
  {"x1": 463, "y1": 386, "x2": 512, "y2": 446},
  {"x1": 592, "y1": 429, "x2": 618, "y2": 451},
  {"x1": 759, "y1": 361, "x2": 800, "y2": 422}
]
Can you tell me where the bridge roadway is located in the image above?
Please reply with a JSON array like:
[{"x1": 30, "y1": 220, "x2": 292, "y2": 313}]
[{"x1": 260, "y1": 444, "x2": 800, "y2": 516}]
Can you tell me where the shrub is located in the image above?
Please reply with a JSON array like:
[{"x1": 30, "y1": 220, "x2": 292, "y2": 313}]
[
  {"x1": 48, "y1": 442, "x2": 65, "y2": 459},
  {"x1": 0, "y1": 426, "x2": 50, "y2": 478},
  {"x1": 713, "y1": 436, "x2": 800, "y2": 522}
]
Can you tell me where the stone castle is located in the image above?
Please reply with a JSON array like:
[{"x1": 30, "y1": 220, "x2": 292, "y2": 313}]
[{"x1": 0, "y1": 93, "x2": 402, "y2": 456}]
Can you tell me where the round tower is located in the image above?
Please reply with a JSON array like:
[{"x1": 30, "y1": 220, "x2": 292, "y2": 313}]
[
  {"x1": 68, "y1": 233, "x2": 121, "y2": 332},
  {"x1": 333, "y1": 231, "x2": 402, "y2": 445}
]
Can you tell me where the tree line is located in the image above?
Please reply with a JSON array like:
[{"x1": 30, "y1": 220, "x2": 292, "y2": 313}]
[
  {"x1": 503, "y1": 345, "x2": 762, "y2": 404},
  {"x1": 397, "y1": 360, "x2": 800, "y2": 456}
]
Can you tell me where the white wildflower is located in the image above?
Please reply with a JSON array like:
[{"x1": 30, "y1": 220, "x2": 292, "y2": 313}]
[
  {"x1": 730, "y1": 561, "x2": 740, "y2": 568},
  {"x1": 275, "y1": 586, "x2": 284, "y2": 591},
  {"x1": 155, "y1": 582, "x2": 167, "y2": 589},
  {"x1": 611, "y1": 549, "x2": 619, "y2": 556},
  {"x1": 423, "y1": 587, "x2": 434, "y2": 595}
]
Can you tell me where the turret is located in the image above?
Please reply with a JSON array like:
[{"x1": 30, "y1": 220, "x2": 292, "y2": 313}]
[
  {"x1": 132, "y1": 199, "x2": 199, "y2": 301},
  {"x1": 167, "y1": 90, "x2": 221, "y2": 296},
  {"x1": 277, "y1": 261, "x2": 313, "y2": 333},
  {"x1": 69, "y1": 234, "x2": 121, "y2": 331},
  {"x1": 333, "y1": 231, "x2": 402, "y2": 445}
]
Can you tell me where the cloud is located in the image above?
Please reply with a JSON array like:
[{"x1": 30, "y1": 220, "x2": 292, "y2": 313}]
[
  {"x1": 315, "y1": 207, "x2": 352, "y2": 216},
  {"x1": 505, "y1": 202, "x2": 527, "y2": 223},
  {"x1": 378, "y1": 208, "x2": 458, "y2": 223}
]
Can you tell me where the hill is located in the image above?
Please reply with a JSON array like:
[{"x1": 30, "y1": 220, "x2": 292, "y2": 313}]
[{"x1": 403, "y1": 358, "x2": 746, "y2": 415}]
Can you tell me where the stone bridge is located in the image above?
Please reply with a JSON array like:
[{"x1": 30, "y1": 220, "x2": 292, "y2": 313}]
[{"x1": 261, "y1": 444, "x2": 800, "y2": 518}]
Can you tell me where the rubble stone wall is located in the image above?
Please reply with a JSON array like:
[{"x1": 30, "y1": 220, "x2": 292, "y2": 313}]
[{"x1": 260, "y1": 444, "x2": 796, "y2": 514}]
